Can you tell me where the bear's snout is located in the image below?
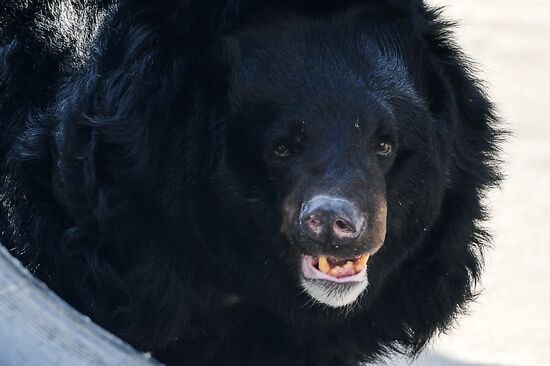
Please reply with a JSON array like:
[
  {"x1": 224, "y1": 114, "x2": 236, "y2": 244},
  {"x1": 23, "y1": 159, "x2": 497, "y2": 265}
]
[{"x1": 300, "y1": 196, "x2": 366, "y2": 247}]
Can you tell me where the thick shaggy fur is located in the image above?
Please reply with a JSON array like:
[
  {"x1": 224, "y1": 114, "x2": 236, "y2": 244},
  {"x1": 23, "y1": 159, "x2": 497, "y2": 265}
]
[{"x1": 0, "y1": 1, "x2": 502, "y2": 365}]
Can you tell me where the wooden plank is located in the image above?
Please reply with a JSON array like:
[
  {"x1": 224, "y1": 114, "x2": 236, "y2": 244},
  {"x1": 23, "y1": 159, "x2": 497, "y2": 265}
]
[{"x1": 0, "y1": 245, "x2": 163, "y2": 366}]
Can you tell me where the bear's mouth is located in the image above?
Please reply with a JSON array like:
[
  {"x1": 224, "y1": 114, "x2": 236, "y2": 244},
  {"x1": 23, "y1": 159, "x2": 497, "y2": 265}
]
[
  {"x1": 299, "y1": 254, "x2": 370, "y2": 307},
  {"x1": 301, "y1": 254, "x2": 369, "y2": 283}
]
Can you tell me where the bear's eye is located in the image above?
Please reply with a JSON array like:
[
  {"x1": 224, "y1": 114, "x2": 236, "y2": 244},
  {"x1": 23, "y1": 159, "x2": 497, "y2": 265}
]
[
  {"x1": 376, "y1": 141, "x2": 393, "y2": 156},
  {"x1": 273, "y1": 144, "x2": 291, "y2": 158}
]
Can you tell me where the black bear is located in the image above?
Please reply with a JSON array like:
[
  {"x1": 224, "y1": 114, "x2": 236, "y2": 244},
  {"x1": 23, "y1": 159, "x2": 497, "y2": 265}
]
[{"x1": 0, "y1": 1, "x2": 502, "y2": 365}]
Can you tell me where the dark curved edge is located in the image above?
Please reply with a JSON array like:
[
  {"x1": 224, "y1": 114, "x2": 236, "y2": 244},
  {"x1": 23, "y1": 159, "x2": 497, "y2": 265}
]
[{"x1": 0, "y1": 244, "x2": 163, "y2": 366}]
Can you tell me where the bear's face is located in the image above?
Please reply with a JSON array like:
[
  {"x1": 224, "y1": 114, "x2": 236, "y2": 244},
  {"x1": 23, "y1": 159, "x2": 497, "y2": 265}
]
[{"x1": 211, "y1": 12, "x2": 448, "y2": 313}]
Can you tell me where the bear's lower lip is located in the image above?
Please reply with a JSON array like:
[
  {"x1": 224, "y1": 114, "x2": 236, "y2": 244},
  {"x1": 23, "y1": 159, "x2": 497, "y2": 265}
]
[
  {"x1": 301, "y1": 255, "x2": 368, "y2": 283},
  {"x1": 299, "y1": 255, "x2": 369, "y2": 307}
]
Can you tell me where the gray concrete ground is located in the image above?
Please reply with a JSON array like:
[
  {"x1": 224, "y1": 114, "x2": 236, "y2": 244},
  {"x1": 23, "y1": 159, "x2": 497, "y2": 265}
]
[{"x1": 386, "y1": 1, "x2": 550, "y2": 365}]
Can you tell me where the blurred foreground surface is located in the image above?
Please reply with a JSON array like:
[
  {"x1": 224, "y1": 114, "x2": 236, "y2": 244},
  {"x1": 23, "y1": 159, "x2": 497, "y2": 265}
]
[{"x1": 386, "y1": 1, "x2": 550, "y2": 365}]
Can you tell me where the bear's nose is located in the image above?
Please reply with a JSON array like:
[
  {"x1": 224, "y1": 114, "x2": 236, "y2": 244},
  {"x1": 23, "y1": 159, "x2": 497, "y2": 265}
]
[{"x1": 300, "y1": 196, "x2": 365, "y2": 246}]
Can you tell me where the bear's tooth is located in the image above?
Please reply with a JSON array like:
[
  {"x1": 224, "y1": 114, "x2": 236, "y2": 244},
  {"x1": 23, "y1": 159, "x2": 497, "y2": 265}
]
[
  {"x1": 318, "y1": 256, "x2": 330, "y2": 273},
  {"x1": 354, "y1": 254, "x2": 370, "y2": 272},
  {"x1": 329, "y1": 267, "x2": 340, "y2": 276}
]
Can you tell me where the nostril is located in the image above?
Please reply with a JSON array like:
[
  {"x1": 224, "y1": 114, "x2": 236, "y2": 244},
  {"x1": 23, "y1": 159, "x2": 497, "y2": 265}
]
[
  {"x1": 332, "y1": 217, "x2": 362, "y2": 239},
  {"x1": 305, "y1": 215, "x2": 323, "y2": 235},
  {"x1": 333, "y1": 219, "x2": 354, "y2": 234}
]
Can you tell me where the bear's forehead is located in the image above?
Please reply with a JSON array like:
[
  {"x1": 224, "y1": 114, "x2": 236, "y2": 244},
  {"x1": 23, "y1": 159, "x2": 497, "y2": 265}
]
[
  {"x1": 227, "y1": 49, "x2": 414, "y2": 123},
  {"x1": 231, "y1": 9, "x2": 412, "y2": 66},
  {"x1": 226, "y1": 17, "x2": 416, "y2": 108}
]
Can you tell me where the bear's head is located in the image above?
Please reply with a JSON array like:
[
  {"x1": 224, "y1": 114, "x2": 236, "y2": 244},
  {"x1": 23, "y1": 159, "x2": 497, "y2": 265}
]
[{"x1": 206, "y1": 9, "x2": 461, "y2": 318}]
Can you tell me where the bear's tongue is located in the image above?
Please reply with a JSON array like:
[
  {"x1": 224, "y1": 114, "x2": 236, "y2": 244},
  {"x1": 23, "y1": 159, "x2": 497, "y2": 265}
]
[{"x1": 313, "y1": 255, "x2": 369, "y2": 278}]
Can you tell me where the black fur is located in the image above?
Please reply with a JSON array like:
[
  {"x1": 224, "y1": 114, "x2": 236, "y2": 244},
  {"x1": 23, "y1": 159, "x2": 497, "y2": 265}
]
[{"x1": 0, "y1": 1, "x2": 502, "y2": 365}]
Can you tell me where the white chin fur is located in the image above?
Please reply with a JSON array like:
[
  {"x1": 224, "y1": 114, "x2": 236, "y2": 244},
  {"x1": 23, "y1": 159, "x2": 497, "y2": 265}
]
[{"x1": 300, "y1": 278, "x2": 368, "y2": 308}]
